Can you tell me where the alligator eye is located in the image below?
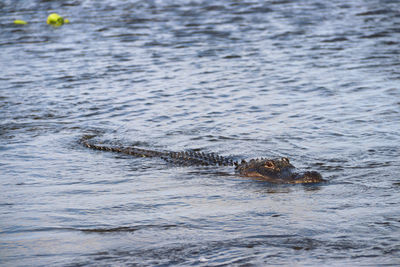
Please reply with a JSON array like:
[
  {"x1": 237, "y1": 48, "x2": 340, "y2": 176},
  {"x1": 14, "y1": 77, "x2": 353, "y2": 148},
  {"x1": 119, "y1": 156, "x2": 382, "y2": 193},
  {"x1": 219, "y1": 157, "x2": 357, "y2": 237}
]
[
  {"x1": 265, "y1": 161, "x2": 274, "y2": 168},
  {"x1": 282, "y1": 157, "x2": 290, "y2": 164}
]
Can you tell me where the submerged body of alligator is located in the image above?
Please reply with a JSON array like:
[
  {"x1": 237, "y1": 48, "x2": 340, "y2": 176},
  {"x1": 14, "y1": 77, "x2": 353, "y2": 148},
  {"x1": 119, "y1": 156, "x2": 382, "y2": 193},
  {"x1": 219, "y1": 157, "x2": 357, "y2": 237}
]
[{"x1": 81, "y1": 136, "x2": 324, "y2": 184}]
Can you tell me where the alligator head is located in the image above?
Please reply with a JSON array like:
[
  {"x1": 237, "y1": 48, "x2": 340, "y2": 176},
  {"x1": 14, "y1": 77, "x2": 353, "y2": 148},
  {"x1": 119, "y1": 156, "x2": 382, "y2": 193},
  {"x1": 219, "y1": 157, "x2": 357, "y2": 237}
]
[{"x1": 235, "y1": 157, "x2": 324, "y2": 184}]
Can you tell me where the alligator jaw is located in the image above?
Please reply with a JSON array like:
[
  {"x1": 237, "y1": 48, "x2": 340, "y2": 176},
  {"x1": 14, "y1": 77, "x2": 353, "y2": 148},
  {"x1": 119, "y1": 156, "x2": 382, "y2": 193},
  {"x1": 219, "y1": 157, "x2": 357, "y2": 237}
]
[{"x1": 241, "y1": 171, "x2": 325, "y2": 184}]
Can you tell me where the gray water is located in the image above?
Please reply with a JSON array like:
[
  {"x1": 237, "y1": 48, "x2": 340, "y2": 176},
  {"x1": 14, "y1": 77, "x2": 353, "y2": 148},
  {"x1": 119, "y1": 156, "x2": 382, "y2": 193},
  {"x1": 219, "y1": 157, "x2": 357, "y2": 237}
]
[{"x1": 1, "y1": 0, "x2": 399, "y2": 266}]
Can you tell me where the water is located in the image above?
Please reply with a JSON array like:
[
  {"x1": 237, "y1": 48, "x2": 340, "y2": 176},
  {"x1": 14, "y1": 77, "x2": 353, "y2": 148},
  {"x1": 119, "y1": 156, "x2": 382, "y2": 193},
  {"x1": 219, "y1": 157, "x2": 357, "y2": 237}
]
[{"x1": 1, "y1": 0, "x2": 399, "y2": 266}]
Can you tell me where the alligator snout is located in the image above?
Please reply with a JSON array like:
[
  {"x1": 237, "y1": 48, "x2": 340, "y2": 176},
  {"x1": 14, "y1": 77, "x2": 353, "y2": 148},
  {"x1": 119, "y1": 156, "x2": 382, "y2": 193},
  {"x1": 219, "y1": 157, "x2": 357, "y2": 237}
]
[{"x1": 292, "y1": 171, "x2": 325, "y2": 184}]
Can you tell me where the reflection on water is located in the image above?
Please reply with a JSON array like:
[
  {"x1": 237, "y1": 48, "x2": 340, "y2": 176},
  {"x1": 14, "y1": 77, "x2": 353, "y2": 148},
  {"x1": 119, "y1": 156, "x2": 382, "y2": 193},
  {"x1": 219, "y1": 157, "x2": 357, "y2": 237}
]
[{"x1": 1, "y1": 0, "x2": 399, "y2": 266}]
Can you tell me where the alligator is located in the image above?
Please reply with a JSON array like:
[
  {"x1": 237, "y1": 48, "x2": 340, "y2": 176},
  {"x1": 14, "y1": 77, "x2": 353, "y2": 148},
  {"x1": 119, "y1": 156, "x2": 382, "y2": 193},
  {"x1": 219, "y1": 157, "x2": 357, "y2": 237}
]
[{"x1": 81, "y1": 136, "x2": 325, "y2": 184}]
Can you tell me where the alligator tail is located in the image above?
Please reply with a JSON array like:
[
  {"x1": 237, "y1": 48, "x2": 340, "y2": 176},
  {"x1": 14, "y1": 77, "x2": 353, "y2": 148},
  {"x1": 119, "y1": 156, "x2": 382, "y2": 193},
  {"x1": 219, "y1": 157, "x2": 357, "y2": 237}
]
[
  {"x1": 80, "y1": 135, "x2": 235, "y2": 167},
  {"x1": 80, "y1": 136, "x2": 164, "y2": 158}
]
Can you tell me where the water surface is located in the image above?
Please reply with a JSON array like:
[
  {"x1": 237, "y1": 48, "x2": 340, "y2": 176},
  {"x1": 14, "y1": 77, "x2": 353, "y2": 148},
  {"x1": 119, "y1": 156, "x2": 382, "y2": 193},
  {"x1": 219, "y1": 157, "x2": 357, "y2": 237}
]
[{"x1": 1, "y1": 0, "x2": 399, "y2": 266}]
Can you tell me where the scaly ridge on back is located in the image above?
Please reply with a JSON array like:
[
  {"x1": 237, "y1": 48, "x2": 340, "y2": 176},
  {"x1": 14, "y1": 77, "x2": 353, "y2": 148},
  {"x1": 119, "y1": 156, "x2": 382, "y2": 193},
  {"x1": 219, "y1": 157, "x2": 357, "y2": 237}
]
[
  {"x1": 163, "y1": 151, "x2": 235, "y2": 166},
  {"x1": 80, "y1": 136, "x2": 234, "y2": 167}
]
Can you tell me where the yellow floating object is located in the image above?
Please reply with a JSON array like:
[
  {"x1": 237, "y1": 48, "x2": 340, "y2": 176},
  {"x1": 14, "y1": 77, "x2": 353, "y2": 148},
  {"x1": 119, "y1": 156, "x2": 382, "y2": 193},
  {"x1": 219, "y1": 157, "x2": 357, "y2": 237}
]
[
  {"x1": 47, "y1": 13, "x2": 69, "y2": 26},
  {"x1": 14, "y1": 20, "x2": 28, "y2": 25}
]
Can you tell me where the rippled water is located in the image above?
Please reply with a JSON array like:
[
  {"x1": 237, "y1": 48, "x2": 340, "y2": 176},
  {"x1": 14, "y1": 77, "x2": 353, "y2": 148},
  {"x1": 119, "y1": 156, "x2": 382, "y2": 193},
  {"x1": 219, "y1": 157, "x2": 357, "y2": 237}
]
[{"x1": 1, "y1": 0, "x2": 399, "y2": 266}]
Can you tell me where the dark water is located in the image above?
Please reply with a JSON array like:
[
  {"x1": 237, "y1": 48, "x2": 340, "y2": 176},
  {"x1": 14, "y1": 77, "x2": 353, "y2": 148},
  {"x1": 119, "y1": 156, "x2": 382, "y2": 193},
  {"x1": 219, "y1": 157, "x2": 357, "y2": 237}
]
[{"x1": 1, "y1": 0, "x2": 399, "y2": 266}]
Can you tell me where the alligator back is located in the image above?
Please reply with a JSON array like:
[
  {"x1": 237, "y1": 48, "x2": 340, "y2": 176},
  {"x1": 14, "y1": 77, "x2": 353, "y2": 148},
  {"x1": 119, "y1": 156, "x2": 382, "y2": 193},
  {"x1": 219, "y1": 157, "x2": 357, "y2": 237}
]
[{"x1": 81, "y1": 137, "x2": 234, "y2": 167}]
